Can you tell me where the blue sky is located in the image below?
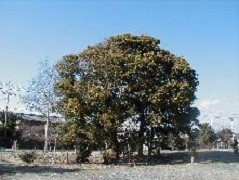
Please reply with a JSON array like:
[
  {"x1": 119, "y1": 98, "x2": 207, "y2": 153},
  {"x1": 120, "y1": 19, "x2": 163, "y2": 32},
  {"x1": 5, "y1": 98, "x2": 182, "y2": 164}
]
[{"x1": 0, "y1": 0, "x2": 239, "y2": 119}]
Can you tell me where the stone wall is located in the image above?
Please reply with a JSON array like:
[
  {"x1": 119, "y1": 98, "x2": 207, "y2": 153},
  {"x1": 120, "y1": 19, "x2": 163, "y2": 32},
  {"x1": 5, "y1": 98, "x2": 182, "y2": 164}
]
[
  {"x1": 35, "y1": 152, "x2": 77, "y2": 164},
  {"x1": 0, "y1": 151, "x2": 77, "y2": 164}
]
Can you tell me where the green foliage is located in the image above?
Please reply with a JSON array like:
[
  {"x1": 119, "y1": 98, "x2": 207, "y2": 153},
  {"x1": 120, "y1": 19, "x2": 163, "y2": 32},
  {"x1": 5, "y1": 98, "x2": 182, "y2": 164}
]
[
  {"x1": 56, "y1": 121, "x2": 78, "y2": 149},
  {"x1": 197, "y1": 123, "x2": 216, "y2": 147},
  {"x1": 0, "y1": 111, "x2": 20, "y2": 140},
  {"x1": 169, "y1": 134, "x2": 186, "y2": 150},
  {"x1": 57, "y1": 120, "x2": 96, "y2": 163},
  {"x1": 232, "y1": 138, "x2": 238, "y2": 154},
  {"x1": 55, "y1": 34, "x2": 199, "y2": 159},
  {"x1": 102, "y1": 149, "x2": 117, "y2": 164},
  {"x1": 76, "y1": 144, "x2": 92, "y2": 163},
  {"x1": 217, "y1": 128, "x2": 233, "y2": 148},
  {"x1": 19, "y1": 151, "x2": 38, "y2": 164}
]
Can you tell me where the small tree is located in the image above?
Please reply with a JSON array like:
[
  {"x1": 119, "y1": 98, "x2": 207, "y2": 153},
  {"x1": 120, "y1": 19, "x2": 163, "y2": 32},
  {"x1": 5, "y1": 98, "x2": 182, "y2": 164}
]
[
  {"x1": 232, "y1": 138, "x2": 238, "y2": 154},
  {"x1": 0, "y1": 111, "x2": 20, "y2": 147},
  {"x1": 22, "y1": 59, "x2": 59, "y2": 153},
  {"x1": 197, "y1": 123, "x2": 216, "y2": 149},
  {"x1": 217, "y1": 128, "x2": 233, "y2": 149},
  {"x1": 19, "y1": 151, "x2": 38, "y2": 164}
]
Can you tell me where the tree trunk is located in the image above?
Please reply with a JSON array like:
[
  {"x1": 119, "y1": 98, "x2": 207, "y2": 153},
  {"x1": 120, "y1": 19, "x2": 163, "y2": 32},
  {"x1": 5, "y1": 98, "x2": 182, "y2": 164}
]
[
  {"x1": 44, "y1": 111, "x2": 50, "y2": 153},
  {"x1": 138, "y1": 113, "x2": 146, "y2": 156},
  {"x1": 44, "y1": 105, "x2": 50, "y2": 153},
  {"x1": 112, "y1": 132, "x2": 120, "y2": 162},
  {"x1": 148, "y1": 141, "x2": 152, "y2": 160},
  {"x1": 147, "y1": 132, "x2": 153, "y2": 160},
  {"x1": 137, "y1": 127, "x2": 144, "y2": 156},
  {"x1": 44, "y1": 122, "x2": 49, "y2": 153}
]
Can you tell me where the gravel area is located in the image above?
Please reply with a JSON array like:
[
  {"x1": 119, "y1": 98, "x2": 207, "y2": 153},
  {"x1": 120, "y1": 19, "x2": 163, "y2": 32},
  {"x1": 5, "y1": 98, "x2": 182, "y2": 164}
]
[{"x1": 1, "y1": 150, "x2": 239, "y2": 180}]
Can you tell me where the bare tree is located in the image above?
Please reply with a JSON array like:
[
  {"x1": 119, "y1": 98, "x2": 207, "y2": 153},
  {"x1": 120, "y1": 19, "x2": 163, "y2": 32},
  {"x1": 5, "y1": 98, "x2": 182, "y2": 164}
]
[{"x1": 22, "y1": 58, "x2": 59, "y2": 153}]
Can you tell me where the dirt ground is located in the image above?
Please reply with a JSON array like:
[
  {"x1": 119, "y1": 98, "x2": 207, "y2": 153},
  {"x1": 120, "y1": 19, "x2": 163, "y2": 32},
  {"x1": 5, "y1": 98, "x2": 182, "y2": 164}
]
[{"x1": 1, "y1": 150, "x2": 239, "y2": 180}]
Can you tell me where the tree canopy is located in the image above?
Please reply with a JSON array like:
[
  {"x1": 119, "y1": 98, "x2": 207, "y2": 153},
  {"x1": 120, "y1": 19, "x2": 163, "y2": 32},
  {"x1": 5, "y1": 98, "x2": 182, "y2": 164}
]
[
  {"x1": 197, "y1": 123, "x2": 216, "y2": 147},
  {"x1": 0, "y1": 111, "x2": 20, "y2": 142},
  {"x1": 217, "y1": 128, "x2": 233, "y2": 148},
  {"x1": 55, "y1": 34, "x2": 199, "y2": 160},
  {"x1": 22, "y1": 59, "x2": 59, "y2": 153}
]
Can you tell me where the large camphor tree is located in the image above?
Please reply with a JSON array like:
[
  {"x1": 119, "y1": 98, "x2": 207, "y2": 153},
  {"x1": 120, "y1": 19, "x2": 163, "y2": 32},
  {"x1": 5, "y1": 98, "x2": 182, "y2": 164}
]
[{"x1": 55, "y1": 34, "x2": 199, "y2": 161}]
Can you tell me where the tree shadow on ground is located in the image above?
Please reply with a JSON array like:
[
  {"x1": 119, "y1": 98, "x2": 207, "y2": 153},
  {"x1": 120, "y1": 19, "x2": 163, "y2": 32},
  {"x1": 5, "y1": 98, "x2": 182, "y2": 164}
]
[
  {"x1": 196, "y1": 150, "x2": 239, "y2": 163},
  {"x1": 0, "y1": 163, "x2": 83, "y2": 176},
  {"x1": 148, "y1": 150, "x2": 239, "y2": 165},
  {"x1": 1, "y1": 150, "x2": 239, "y2": 175},
  {"x1": 149, "y1": 151, "x2": 190, "y2": 165}
]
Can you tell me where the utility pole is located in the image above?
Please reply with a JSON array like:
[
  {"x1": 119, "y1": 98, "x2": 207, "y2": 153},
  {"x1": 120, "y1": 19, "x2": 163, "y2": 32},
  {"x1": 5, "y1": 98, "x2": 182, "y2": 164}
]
[
  {"x1": 229, "y1": 117, "x2": 234, "y2": 133},
  {"x1": 4, "y1": 82, "x2": 11, "y2": 138}
]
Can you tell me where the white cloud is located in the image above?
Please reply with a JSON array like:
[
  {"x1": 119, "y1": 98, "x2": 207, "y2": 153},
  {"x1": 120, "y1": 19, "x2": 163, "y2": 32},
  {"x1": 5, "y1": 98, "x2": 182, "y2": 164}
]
[
  {"x1": 197, "y1": 97, "x2": 239, "y2": 132},
  {"x1": 199, "y1": 99, "x2": 222, "y2": 109}
]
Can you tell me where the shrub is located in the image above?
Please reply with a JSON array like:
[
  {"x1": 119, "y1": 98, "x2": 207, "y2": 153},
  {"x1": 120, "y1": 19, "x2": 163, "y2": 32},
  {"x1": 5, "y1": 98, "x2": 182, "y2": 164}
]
[
  {"x1": 0, "y1": 146, "x2": 5, "y2": 151},
  {"x1": 102, "y1": 149, "x2": 117, "y2": 164},
  {"x1": 232, "y1": 138, "x2": 238, "y2": 154},
  {"x1": 19, "y1": 151, "x2": 38, "y2": 164}
]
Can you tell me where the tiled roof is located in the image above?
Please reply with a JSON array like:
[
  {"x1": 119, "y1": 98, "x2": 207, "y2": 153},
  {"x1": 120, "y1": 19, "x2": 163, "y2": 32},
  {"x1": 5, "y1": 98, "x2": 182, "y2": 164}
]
[{"x1": 18, "y1": 113, "x2": 64, "y2": 123}]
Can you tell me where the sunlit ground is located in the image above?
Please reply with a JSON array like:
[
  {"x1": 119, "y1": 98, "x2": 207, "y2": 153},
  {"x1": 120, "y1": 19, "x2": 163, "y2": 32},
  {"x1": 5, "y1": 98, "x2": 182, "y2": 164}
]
[{"x1": 1, "y1": 150, "x2": 239, "y2": 180}]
